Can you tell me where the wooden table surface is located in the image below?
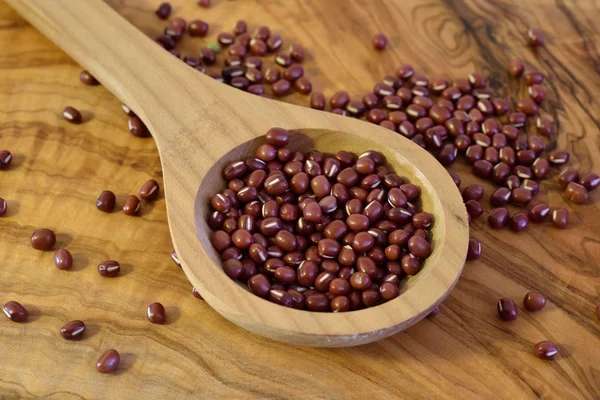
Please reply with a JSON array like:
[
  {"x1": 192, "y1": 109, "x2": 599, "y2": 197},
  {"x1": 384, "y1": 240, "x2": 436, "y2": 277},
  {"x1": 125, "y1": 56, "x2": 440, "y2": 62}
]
[{"x1": 1, "y1": 0, "x2": 599, "y2": 398}]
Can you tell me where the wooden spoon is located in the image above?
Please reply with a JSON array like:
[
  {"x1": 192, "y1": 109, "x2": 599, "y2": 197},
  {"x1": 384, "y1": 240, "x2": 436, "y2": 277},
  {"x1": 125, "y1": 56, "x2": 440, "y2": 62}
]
[{"x1": 7, "y1": 0, "x2": 468, "y2": 347}]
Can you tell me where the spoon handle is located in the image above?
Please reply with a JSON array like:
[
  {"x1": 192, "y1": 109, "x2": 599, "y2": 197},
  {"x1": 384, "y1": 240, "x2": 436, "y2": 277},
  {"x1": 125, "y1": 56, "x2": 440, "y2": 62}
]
[{"x1": 5, "y1": 0, "x2": 214, "y2": 126}]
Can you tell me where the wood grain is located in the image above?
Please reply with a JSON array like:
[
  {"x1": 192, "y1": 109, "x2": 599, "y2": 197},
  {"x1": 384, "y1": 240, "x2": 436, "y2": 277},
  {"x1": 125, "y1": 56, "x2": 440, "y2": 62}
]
[
  {"x1": 7, "y1": 0, "x2": 468, "y2": 346},
  {"x1": 0, "y1": 0, "x2": 599, "y2": 398}
]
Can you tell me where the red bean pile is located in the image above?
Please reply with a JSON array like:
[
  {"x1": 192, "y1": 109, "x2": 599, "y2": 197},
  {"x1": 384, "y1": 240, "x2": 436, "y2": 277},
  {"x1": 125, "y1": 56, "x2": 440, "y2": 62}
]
[{"x1": 208, "y1": 127, "x2": 434, "y2": 312}]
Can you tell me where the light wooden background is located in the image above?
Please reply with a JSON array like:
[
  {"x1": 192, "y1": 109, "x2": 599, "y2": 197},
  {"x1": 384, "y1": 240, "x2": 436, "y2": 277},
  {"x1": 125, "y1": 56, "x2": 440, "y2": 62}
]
[{"x1": 1, "y1": 0, "x2": 599, "y2": 398}]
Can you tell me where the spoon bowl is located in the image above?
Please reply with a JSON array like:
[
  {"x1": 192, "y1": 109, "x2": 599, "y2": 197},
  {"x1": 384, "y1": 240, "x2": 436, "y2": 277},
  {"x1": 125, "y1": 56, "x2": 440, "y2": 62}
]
[
  {"x1": 8, "y1": 0, "x2": 469, "y2": 347},
  {"x1": 193, "y1": 128, "x2": 467, "y2": 346}
]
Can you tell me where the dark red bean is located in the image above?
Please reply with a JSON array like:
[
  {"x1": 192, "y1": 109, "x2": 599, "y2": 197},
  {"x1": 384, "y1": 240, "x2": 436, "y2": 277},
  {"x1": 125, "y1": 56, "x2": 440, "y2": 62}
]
[
  {"x1": 511, "y1": 188, "x2": 532, "y2": 206},
  {"x1": 472, "y1": 160, "x2": 493, "y2": 179},
  {"x1": 401, "y1": 254, "x2": 420, "y2": 275},
  {"x1": 79, "y1": 70, "x2": 99, "y2": 85},
  {"x1": 139, "y1": 179, "x2": 159, "y2": 200},
  {"x1": 466, "y1": 238, "x2": 481, "y2": 261},
  {"x1": 462, "y1": 184, "x2": 484, "y2": 201},
  {"x1": 408, "y1": 236, "x2": 431, "y2": 259},
  {"x1": 309, "y1": 92, "x2": 325, "y2": 110},
  {"x1": 331, "y1": 296, "x2": 350, "y2": 312},
  {"x1": 248, "y1": 274, "x2": 271, "y2": 298},
  {"x1": 352, "y1": 232, "x2": 375, "y2": 252},
  {"x1": 508, "y1": 59, "x2": 525, "y2": 77},
  {"x1": 295, "y1": 77, "x2": 312, "y2": 94},
  {"x1": 95, "y1": 190, "x2": 116, "y2": 213},
  {"x1": 372, "y1": 33, "x2": 388, "y2": 50},
  {"x1": 529, "y1": 203, "x2": 550, "y2": 223},
  {"x1": 522, "y1": 179, "x2": 539, "y2": 195},
  {"x1": 488, "y1": 208, "x2": 509, "y2": 229},
  {"x1": 524, "y1": 71, "x2": 543, "y2": 86},
  {"x1": 331, "y1": 91, "x2": 350, "y2": 109},
  {"x1": 564, "y1": 182, "x2": 588, "y2": 204},
  {"x1": 465, "y1": 145, "x2": 483, "y2": 164},
  {"x1": 31, "y1": 228, "x2": 56, "y2": 251},
  {"x1": 54, "y1": 249, "x2": 73, "y2": 270},
  {"x1": 272, "y1": 79, "x2": 292, "y2": 97},
  {"x1": 399, "y1": 184, "x2": 420, "y2": 202},
  {"x1": 62, "y1": 106, "x2": 82, "y2": 124},
  {"x1": 266, "y1": 34, "x2": 282, "y2": 52},
  {"x1": 533, "y1": 341, "x2": 558, "y2": 360},
  {"x1": 492, "y1": 98, "x2": 509, "y2": 116},
  {"x1": 509, "y1": 213, "x2": 529, "y2": 232},
  {"x1": 223, "y1": 259, "x2": 244, "y2": 279},
  {"x1": 122, "y1": 195, "x2": 141, "y2": 216},
  {"x1": 96, "y1": 349, "x2": 120, "y2": 373},
  {"x1": 552, "y1": 208, "x2": 568, "y2": 229},
  {"x1": 465, "y1": 200, "x2": 483, "y2": 219},
  {"x1": 98, "y1": 260, "x2": 120, "y2": 277},
  {"x1": 532, "y1": 158, "x2": 549, "y2": 180},
  {"x1": 305, "y1": 293, "x2": 330, "y2": 312},
  {"x1": 155, "y1": 2, "x2": 171, "y2": 19},
  {"x1": 264, "y1": 67, "x2": 281, "y2": 84},
  {"x1": 396, "y1": 64, "x2": 414, "y2": 79},
  {"x1": 147, "y1": 302, "x2": 166, "y2": 324},
  {"x1": 579, "y1": 172, "x2": 600, "y2": 191},
  {"x1": 492, "y1": 163, "x2": 511, "y2": 185},
  {"x1": 523, "y1": 292, "x2": 546, "y2": 312},
  {"x1": 289, "y1": 43, "x2": 304, "y2": 62},
  {"x1": 548, "y1": 150, "x2": 570, "y2": 166},
  {"x1": 189, "y1": 20, "x2": 208, "y2": 37},
  {"x1": 497, "y1": 298, "x2": 518, "y2": 321},
  {"x1": 2, "y1": 301, "x2": 28, "y2": 322},
  {"x1": 0, "y1": 150, "x2": 12, "y2": 169},
  {"x1": 60, "y1": 320, "x2": 86, "y2": 340},
  {"x1": 527, "y1": 27, "x2": 544, "y2": 46}
]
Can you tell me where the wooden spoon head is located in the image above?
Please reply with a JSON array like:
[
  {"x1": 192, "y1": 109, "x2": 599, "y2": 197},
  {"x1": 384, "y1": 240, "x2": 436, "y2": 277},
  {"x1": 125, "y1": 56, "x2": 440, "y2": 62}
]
[{"x1": 156, "y1": 93, "x2": 469, "y2": 347}]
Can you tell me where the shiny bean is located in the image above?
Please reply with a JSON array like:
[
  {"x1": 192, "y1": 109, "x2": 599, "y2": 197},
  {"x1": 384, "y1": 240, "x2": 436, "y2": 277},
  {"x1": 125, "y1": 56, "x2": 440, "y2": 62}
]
[
  {"x1": 98, "y1": 260, "x2": 120, "y2": 277},
  {"x1": 552, "y1": 208, "x2": 568, "y2": 229},
  {"x1": 488, "y1": 208, "x2": 510, "y2": 229},
  {"x1": 31, "y1": 228, "x2": 56, "y2": 251},
  {"x1": 564, "y1": 182, "x2": 588, "y2": 204},
  {"x1": 96, "y1": 349, "x2": 120, "y2": 373},
  {"x1": 523, "y1": 292, "x2": 546, "y2": 312},
  {"x1": 497, "y1": 298, "x2": 518, "y2": 321},
  {"x1": 2, "y1": 301, "x2": 28, "y2": 322}
]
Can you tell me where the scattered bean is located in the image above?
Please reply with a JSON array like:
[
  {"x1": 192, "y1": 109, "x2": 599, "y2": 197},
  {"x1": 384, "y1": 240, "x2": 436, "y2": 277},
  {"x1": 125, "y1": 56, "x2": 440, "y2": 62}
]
[
  {"x1": 98, "y1": 260, "x2": 120, "y2": 277},
  {"x1": 552, "y1": 208, "x2": 568, "y2": 229},
  {"x1": 533, "y1": 341, "x2": 558, "y2": 360},
  {"x1": 54, "y1": 249, "x2": 73, "y2": 270},
  {"x1": 2, "y1": 301, "x2": 28, "y2": 322},
  {"x1": 564, "y1": 182, "x2": 588, "y2": 204},
  {"x1": 147, "y1": 302, "x2": 166, "y2": 324},
  {"x1": 140, "y1": 179, "x2": 160, "y2": 200},
  {"x1": 523, "y1": 292, "x2": 546, "y2": 312},
  {"x1": 79, "y1": 70, "x2": 99, "y2": 85},
  {"x1": 0, "y1": 150, "x2": 12, "y2": 169},
  {"x1": 31, "y1": 228, "x2": 56, "y2": 251},
  {"x1": 155, "y1": 2, "x2": 171, "y2": 19},
  {"x1": 96, "y1": 190, "x2": 116, "y2": 213},
  {"x1": 497, "y1": 298, "x2": 518, "y2": 321},
  {"x1": 60, "y1": 320, "x2": 86, "y2": 340},
  {"x1": 96, "y1": 349, "x2": 120, "y2": 373},
  {"x1": 62, "y1": 106, "x2": 82, "y2": 124},
  {"x1": 122, "y1": 195, "x2": 141, "y2": 215},
  {"x1": 372, "y1": 33, "x2": 387, "y2": 50},
  {"x1": 527, "y1": 27, "x2": 544, "y2": 46}
]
